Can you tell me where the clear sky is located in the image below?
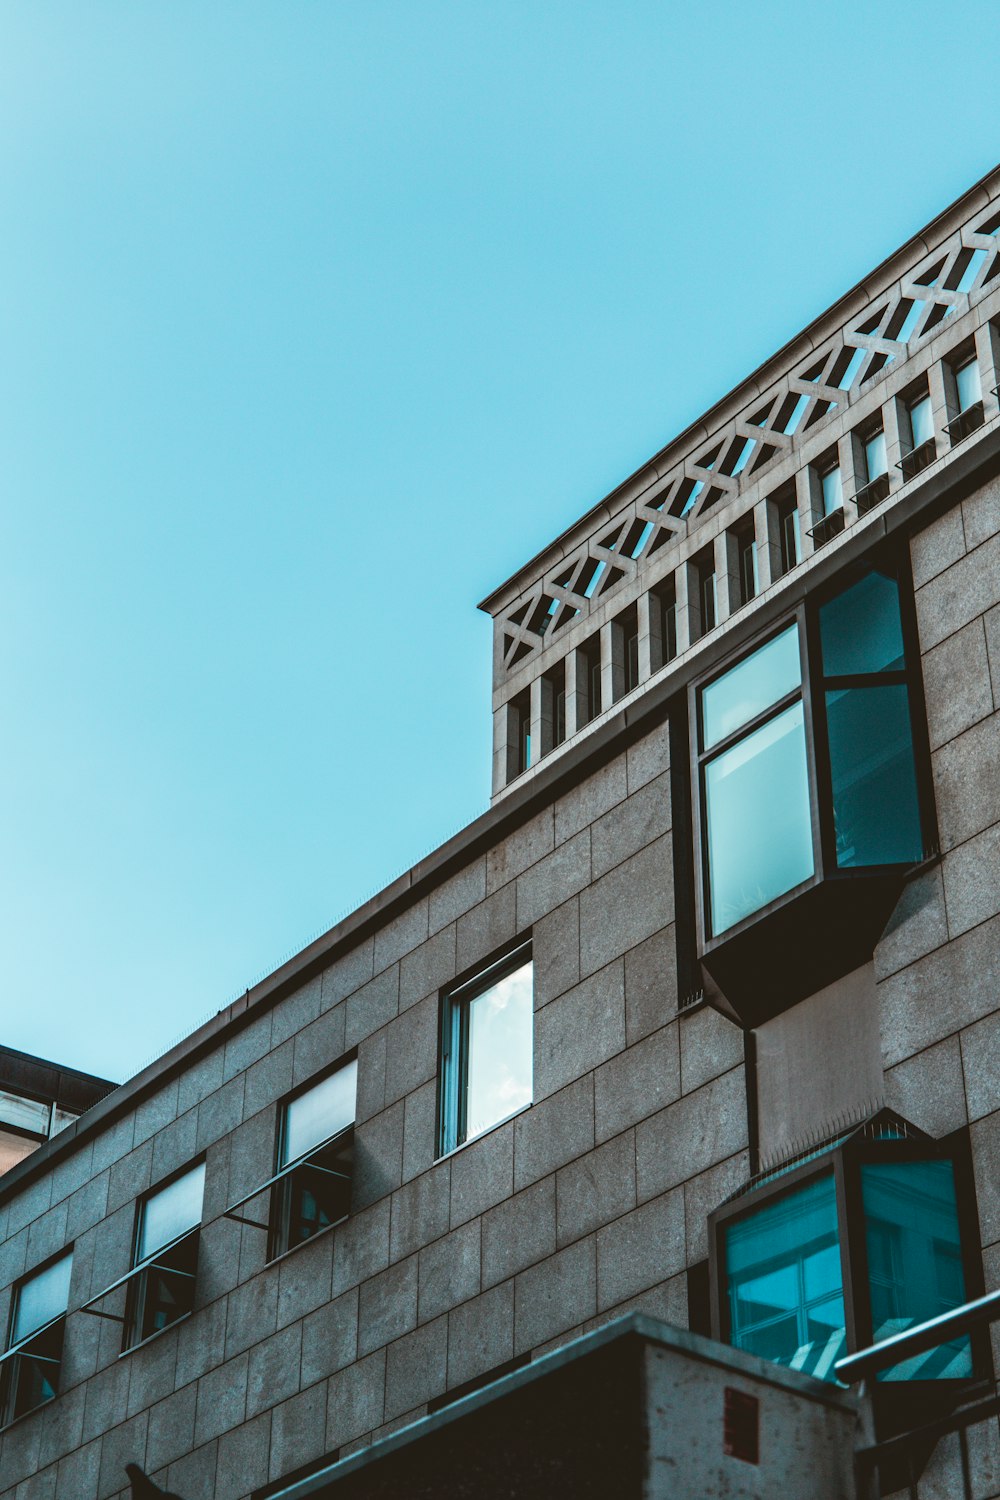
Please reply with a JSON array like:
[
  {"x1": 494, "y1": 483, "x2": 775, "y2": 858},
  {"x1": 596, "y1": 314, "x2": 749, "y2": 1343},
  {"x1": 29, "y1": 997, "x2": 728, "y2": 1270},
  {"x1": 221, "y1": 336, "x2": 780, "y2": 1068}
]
[{"x1": 1, "y1": 1, "x2": 997, "y2": 1082}]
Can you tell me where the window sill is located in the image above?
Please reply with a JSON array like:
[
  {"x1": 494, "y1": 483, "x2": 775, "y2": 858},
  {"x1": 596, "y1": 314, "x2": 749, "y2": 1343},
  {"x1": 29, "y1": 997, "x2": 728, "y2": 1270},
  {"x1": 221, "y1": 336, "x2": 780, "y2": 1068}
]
[
  {"x1": 435, "y1": 1102, "x2": 532, "y2": 1165},
  {"x1": 118, "y1": 1310, "x2": 192, "y2": 1360}
]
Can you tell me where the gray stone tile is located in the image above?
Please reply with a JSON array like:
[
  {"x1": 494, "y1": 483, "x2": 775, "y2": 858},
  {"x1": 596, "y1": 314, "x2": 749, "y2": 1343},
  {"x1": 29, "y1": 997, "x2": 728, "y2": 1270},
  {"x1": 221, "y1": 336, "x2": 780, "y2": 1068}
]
[
  {"x1": 174, "y1": 1299, "x2": 228, "y2": 1389},
  {"x1": 591, "y1": 772, "x2": 671, "y2": 881},
  {"x1": 594, "y1": 1025, "x2": 680, "y2": 1143},
  {"x1": 106, "y1": 1139, "x2": 153, "y2": 1216},
  {"x1": 301, "y1": 1286, "x2": 360, "y2": 1386},
  {"x1": 145, "y1": 1384, "x2": 198, "y2": 1472},
  {"x1": 534, "y1": 960, "x2": 626, "y2": 1100},
  {"x1": 353, "y1": 1100, "x2": 404, "y2": 1211},
  {"x1": 97, "y1": 1412, "x2": 148, "y2": 1499},
  {"x1": 57, "y1": 1441, "x2": 102, "y2": 1500},
  {"x1": 345, "y1": 966, "x2": 399, "y2": 1050},
  {"x1": 194, "y1": 1353, "x2": 249, "y2": 1446},
  {"x1": 962, "y1": 471, "x2": 1000, "y2": 550},
  {"x1": 196, "y1": 1076, "x2": 246, "y2": 1155},
  {"x1": 446, "y1": 1281, "x2": 514, "y2": 1389},
  {"x1": 269, "y1": 1381, "x2": 328, "y2": 1481},
  {"x1": 879, "y1": 911, "x2": 1000, "y2": 1065},
  {"x1": 428, "y1": 859, "x2": 487, "y2": 936},
  {"x1": 331, "y1": 1198, "x2": 391, "y2": 1297},
  {"x1": 1, "y1": 1415, "x2": 43, "y2": 1494},
  {"x1": 243, "y1": 1040, "x2": 295, "y2": 1120},
  {"x1": 482, "y1": 1176, "x2": 556, "y2": 1289},
  {"x1": 911, "y1": 504, "x2": 966, "y2": 589},
  {"x1": 321, "y1": 938, "x2": 375, "y2": 1011},
  {"x1": 514, "y1": 1238, "x2": 596, "y2": 1351},
  {"x1": 384, "y1": 1316, "x2": 448, "y2": 1420},
  {"x1": 270, "y1": 974, "x2": 322, "y2": 1047},
  {"x1": 922, "y1": 618, "x2": 993, "y2": 751},
  {"x1": 166, "y1": 1439, "x2": 220, "y2": 1500},
  {"x1": 635, "y1": 1067, "x2": 748, "y2": 1202},
  {"x1": 886, "y1": 1036, "x2": 968, "y2": 1137},
  {"x1": 683, "y1": 1151, "x2": 750, "y2": 1263},
  {"x1": 679, "y1": 1005, "x2": 744, "y2": 1095},
  {"x1": 514, "y1": 1076, "x2": 594, "y2": 1191},
  {"x1": 125, "y1": 1322, "x2": 179, "y2": 1418},
  {"x1": 132, "y1": 1079, "x2": 181, "y2": 1150},
  {"x1": 624, "y1": 924, "x2": 678, "y2": 1044},
  {"x1": 917, "y1": 528, "x2": 1000, "y2": 652},
  {"x1": 247, "y1": 1322, "x2": 302, "y2": 1418},
  {"x1": 373, "y1": 899, "x2": 430, "y2": 975},
  {"x1": 418, "y1": 1218, "x2": 480, "y2": 1323},
  {"x1": 455, "y1": 883, "x2": 517, "y2": 974},
  {"x1": 596, "y1": 1188, "x2": 685, "y2": 1310},
  {"x1": 578, "y1": 836, "x2": 673, "y2": 978},
  {"x1": 402, "y1": 1079, "x2": 437, "y2": 1184},
  {"x1": 942, "y1": 824, "x2": 1000, "y2": 939},
  {"x1": 972, "y1": 1109, "x2": 1000, "y2": 1247},
  {"x1": 515, "y1": 830, "x2": 591, "y2": 929},
  {"x1": 627, "y1": 722, "x2": 671, "y2": 794},
  {"x1": 486, "y1": 807, "x2": 554, "y2": 892},
  {"x1": 176, "y1": 1052, "x2": 225, "y2": 1119},
  {"x1": 383, "y1": 992, "x2": 438, "y2": 1107},
  {"x1": 80, "y1": 1351, "x2": 131, "y2": 1444},
  {"x1": 449, "y1": 1122, "x2": 514, "y2": 1228},
  {"x1": 388, "y1": 1160, "x2": 451, "y2": 1262},
  {"x1": 326, "y1": 1348, "x2": 386, "y2": 1448},
  {"x1": 214, "y1": 1412, "x2": 270, "y2": 1500},
  {"x1": 554, "y1": 760, "x2": 627, "y2": 843},
  {"x1": 223, "y1": 1013, "x2": 273, "y2": 1085},
  {"x1": 399, "y1": 925, "x2": 457, "y2": 1013},
  {"x1": 292, "y1": 1004, "x2": 349, "y2": 1090},
  {"x1": 532, "y1": 897, "x2": 580, "y2": 1009},
  {"x1": 556, "y1": 1130, "x2": 636, "y2": 1247},
  {"x1": 224, "y1": 1272, "x2": 279, "y2": 1360},
  {"x1": 150, "y1": 1107, "x2": 199, "y2": 1184},
  {"x1": 961, "y1": 1012, "x2": 1000, "y2": 1121},
  {"x1": 37, "y1": 1381, "x2": 86, "y2": 1470},
  {"x1": 875, "y1": 865, "x2": 949, "y2": 981},
  {"x1": 355, "y1": 1030, "x2": 387, "y2": 1124}
]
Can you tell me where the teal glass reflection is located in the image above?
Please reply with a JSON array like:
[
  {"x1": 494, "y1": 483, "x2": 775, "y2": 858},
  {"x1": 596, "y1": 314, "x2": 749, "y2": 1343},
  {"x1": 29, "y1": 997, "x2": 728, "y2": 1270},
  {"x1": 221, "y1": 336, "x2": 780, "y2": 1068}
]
[
  {"x1": 282, "y1": 1059, "x2": 358, "y2": 1166},
  {"x1": 819, "y1": 570, "x2": 905, "y2": 677},
  {"x1": 726, "y1": 1174, "x2": 846, "y2": 1381},
  {"x1": 826, "y1": 685, "x2": 922, "y2": 867},
  {"x1": 862, "y1": 1161, "x2": 971, "y2": 1381},
  {"x1": 703, "y1": 626, "x2": 801, "y2": 749},
  {"x1": 13, "y1": 1253, "x2": 73, "y2": 1344},
  {"x1": 465, "y1": 959, "x2": 533, "y2": 1142},
  {"x1": 705, "y1": 701, "x2": 813, "y2": 934},
  {"x1": 138, "y1": 1162, "x2": 206, "y2": 1260}
]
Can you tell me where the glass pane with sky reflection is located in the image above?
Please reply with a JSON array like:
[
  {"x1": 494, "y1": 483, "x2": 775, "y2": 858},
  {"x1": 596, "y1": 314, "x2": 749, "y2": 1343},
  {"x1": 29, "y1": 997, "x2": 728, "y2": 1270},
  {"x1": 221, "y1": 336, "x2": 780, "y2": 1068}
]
[
  {"x1": 862, "y1": 1160, "x2": 972, "y2": 1381},
  {"x1": 283, "y1": 1059, "x2": 358, "y2": 1167},
  {"x1": 819, "y1": 571, "x2": 905, "y2": 677},
  {"x1": 702, "y1": 625, "x2": 801, "y2": 749},
  {"x1": 705, "y1": 701, "x2": 813, "y2": 934},
  {"x1": 138, "y1": 1161, "x2": 206, "y2": 1260},
  {"x1": 465, "y1": 959, "x2": 532, "y2": 1142},
  {"x1": 13, "y1": 1253, "x2": 73, "y2": 1344},
  {"x1": 726, "y1": 1174, "x2": 846, "y2": 1382}
]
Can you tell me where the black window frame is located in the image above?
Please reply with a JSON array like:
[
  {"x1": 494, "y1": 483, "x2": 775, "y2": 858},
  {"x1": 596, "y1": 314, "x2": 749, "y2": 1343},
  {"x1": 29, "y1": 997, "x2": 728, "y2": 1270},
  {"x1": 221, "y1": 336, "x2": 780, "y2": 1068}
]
[
  {"x1": 0, "y1": 1248, "x2": 73, "y2": 1428},
  {"x1": 268, "y1": 1059, "x2": 356, "y2": 1262},
  {"x1": 689, "y1": 546, "x2": 936, "y2": 1018},
  {"x1": 437, "y1": 939, "x2": 533, "y2": 1159},
  {"x1": 123, "y1": 1159, "x2": 206, "y2": 1351},
  {"x1": 708, "y1": 1115, "x2": 990, "y2": 1430}
]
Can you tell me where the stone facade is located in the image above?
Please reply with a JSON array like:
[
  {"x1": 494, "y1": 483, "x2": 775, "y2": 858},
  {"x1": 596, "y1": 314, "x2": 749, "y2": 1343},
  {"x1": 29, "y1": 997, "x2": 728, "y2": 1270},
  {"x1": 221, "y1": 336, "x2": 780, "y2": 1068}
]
[{"x1": 3, "y1": 178, "x2": 1000, "y2": 1500}]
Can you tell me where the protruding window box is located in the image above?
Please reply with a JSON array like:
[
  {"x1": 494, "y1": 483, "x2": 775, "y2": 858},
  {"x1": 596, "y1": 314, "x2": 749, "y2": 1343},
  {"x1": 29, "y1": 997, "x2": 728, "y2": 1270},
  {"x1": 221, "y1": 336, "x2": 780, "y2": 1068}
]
[
  {"x1": 708, "y1": 1112, "x2": 989, "y2": 1461},
  {"x1": 945, "y1": 401, "x2": 985, "y2": 446},
  {"x1": 897, "y1": 436, "x2": 937, "y2": 482},
  {"x1": 691, "y1": 557, "x2": 933, "y2": 1026},
  {"x1": 807, "y1": 509, "x2": 846, "y2": 549},
  {"x1": 854, "y1": 472, "x2": 892, "y2": 517}
]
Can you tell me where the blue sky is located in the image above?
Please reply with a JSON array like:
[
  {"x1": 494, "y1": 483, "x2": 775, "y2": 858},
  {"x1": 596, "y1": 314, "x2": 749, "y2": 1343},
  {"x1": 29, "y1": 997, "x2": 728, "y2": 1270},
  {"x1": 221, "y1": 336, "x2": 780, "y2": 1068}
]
[{"x1": 1, "y1": 2, "x2": 997, "y2": 1081}]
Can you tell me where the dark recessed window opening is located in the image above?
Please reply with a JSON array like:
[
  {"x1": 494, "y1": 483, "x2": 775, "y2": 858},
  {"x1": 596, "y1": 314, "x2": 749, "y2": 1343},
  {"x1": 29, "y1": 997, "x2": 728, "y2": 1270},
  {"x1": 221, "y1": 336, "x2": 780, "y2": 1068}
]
[
  {"x1": 270, "y1": 1063, "x2": 356, "y2": 1259},
  {"x1": 774, "y1": 493, "x2": 800, "y2": 577},
  {"x1": 616, "y1": 605, "x2": 640, "y2": 698},
  {"x1": 735, "y1": 526, "x2": 758, "y2": 607},
  {"x1": 438, "y1": 943, "x2": 532, "y2": 1157},
  {"x1": 900, "y1": 392, "x2": 936, "y2": 479},
  {"x1": 509, "y1": 690, "x2": 531, "y2": 780},
  {"x1": 580, "y1": 636, "x2": 602, "y2": 724},
  {"x1": 543, "y1": 662, "x2": 566, "y2": 750},
  {"x1": 654, "y1": 580, "x2": 678, "y2": 667},
  {"x1": 856, "y1": 428, "x2": 891, "y2": 516},
  {"x1": 695, "y1": 550, "x2": 717, "y2": 637},
  {"x1": 946, "y1": 355, "x2": 985, "y2": 445},
  {"x1": 1, "y1": 1251, "x2": 72, "y2": 1425},
  {"x1": 126, "y1": 1162, "x2": 205, "y2": 1349}
]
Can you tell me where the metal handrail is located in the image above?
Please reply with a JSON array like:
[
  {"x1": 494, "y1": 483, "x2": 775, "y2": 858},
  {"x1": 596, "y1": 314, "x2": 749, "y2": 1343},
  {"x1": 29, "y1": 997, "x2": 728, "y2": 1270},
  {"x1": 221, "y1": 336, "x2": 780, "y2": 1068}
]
[{"x1": 834, "y1": 1287, "x2": 1000, "y2": 1384}]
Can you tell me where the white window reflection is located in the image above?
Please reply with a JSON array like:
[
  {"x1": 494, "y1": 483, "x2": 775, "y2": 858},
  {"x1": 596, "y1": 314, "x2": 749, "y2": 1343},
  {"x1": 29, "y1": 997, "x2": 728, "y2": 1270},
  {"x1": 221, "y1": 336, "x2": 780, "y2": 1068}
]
[
  {"x1": 138, "y1": 1162, "x2": 206, "y2": 1260},
  {"x1": 465, "y1": 961, "x2": 533, "y2": 1143},
  {"x1": 282, "y1": 1059, "x2": 357, "y2": 1167}
]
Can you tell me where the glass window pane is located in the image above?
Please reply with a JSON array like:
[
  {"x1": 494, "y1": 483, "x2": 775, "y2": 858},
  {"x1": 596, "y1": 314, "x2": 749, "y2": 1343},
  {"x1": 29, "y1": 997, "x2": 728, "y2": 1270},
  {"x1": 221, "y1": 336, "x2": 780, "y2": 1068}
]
[
  {"x1": 0, "y1": 1090, "x2": 49, "y2": 1136},
  {"x1": 0, "y1": 1127, "x2": 38, "y2": 1175},
  {"x1": 821, "y1": 466, "x2": 843, "y2": 516},
  {"x1": 13, "y1": 1253, "x2": 73, "y2": 1343},
  {"x1": 702, "y1": 626, "x2": 801, "y2": 749},
  {"x1": 705, "y1": 701, "x2": 814, "y2": 935},
  {"x1": 465, "y1": 959, "x2": 532, "y2": 1143},
  {"x1": 865, "y1": 431, "x2": 887, "y2": 481},
  {"x1": 956, "y1": 359, "x2": 981, "y2": 412},
  {"x1": 725, "y1": 1174, "x2": 846, "y2": 1382},
  {"x1": 138, "y1": 1163, "x2": 206, "y2": 1260},
  {"x1": 909, "y1": 396, "x2": 934, "y2": 447},
  {"x1": 862, "y1": 1161, "x2": 971, "y2": 1381},
  {"x1": 283, "y1": 1060, "x2": 358, "y2": 1167},
  {"x1": 819, "y1": 570, "x2": 905, "y2": 677},
  {"x1": 826, "y1": 685, "x2": 922, "y2": 868},
  {"x1": 51, "y1": 1109, "x2": 78, "y2": 1137}
]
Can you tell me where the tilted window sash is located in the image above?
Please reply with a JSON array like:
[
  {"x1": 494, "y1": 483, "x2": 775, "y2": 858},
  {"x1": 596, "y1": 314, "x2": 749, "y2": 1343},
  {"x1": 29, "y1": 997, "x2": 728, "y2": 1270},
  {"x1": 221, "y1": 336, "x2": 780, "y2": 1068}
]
[
  {"x1": 78, "y1": 1225, "x2": 201, "y2": 1326},
  {"x1": 223, "y1": 1122, "x2": 354, "y2": 1232}
]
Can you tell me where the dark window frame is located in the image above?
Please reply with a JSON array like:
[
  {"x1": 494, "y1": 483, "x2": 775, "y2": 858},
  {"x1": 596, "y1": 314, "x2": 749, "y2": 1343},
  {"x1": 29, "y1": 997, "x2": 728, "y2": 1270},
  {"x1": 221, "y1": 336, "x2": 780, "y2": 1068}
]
[
  {"x1": 708, "y1": 1118, "x2": 990, "y2": 1407},
  {"x1": 124, "y1": 1159, "x2": 206, "y2": 1352},
  {"x1": 437, "y1": 939, "x2": 533, "y2": 1159},
  {"x1": 0, "y1": 1248, "x2": 73, "y2": 1428},
  {"x1": 267, "y1": 1060, "x2": 357, "y2": 1263},
  {"x1": 690, "y1": 546, "x2": 936, "y2": 961}
]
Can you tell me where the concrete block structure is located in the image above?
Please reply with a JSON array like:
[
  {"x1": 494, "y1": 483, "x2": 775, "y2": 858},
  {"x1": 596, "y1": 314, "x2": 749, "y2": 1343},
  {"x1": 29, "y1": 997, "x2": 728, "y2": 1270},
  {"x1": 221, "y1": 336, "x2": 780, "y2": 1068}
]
[{"x1": 5, "y1": 166, "x2": 1000, "y2": 1499}]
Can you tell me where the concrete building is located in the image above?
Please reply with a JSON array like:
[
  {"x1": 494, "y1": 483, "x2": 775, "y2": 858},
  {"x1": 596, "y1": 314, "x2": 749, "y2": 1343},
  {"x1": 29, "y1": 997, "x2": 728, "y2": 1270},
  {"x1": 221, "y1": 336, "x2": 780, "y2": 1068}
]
[
  {"x1": 4, "y1": 165, "x2": 1000, "y2": 1499},
  {"x1": 0, "y1": 1050, "x2": 113, "y2": 1181}
]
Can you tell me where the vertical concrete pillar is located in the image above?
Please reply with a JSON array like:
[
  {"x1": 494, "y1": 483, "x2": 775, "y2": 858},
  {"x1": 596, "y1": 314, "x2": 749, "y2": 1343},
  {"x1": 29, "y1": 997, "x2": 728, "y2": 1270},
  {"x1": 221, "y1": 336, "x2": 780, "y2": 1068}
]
[
  {"x1": 675, "y1": 563, "x2": 693, "y2": 655},
  {"x1": 883, "y1": 393, "x2": 905, "y2": 478},
  {"x1": 755, "y1": 497, "x2": 776, "y2": 591},
  {"x1": 637, "y1": 591, "x2": 654, "y2": 681},
  {"x1": 601, "y1": 620, "x2": 617, "y2": 713},
  {"x1": 530, "y1": 675, "x2": 547, "y2": 765},
  {"x1": 565, "y1": 648, "x2": 586, "y2": 738},
  {"x1": 976, "y1": 320, "x2": 1000, "y2": 417}
]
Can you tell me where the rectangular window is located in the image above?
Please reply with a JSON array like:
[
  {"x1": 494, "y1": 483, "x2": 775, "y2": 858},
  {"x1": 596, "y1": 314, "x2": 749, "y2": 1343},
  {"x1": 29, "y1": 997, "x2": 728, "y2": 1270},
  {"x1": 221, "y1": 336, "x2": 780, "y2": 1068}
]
[
  {"x1": 580, "y1": 636, "x2": 602, "y2": 724},
  {"x1": 1, "y1": 1251, "x2": 72, "y2": 1424},
  {"x1": 438, "y1": 944, "x2": 533, "y2": 1156},
  {"x1": 126, "y1": 1162, "x2": 205, "y2": 1349},
  {"x1": 508, "y1": 690, "x2": 531, "y2": 780},
  {"x1": 623, "y1": 611, "x2": 639, "y2": 695},
  {"x1": 272, "y1": 1061, "x2": 357, "y2": 1258},
  {"x1": 542, "y1": 663, "x2": 566, "y2": 751},
  {"x1": 695, "y1": 551, "x2": 717, "y2": 637},
  {"x1": 736, "y1": 526, "x2": 758, "y2": 607},
  {"x1": 654, "y1": 580, "x2": 678, "y2": 667},
  {"x1": 908, "y1": 395, "x2": 934, "y2": 448},
  {"x1": 776, "y1": 494, "x2": 800, "y2": 577},
  {"x1": 864, "y1": 429, "x2": 888, "y2": 483},
  {"x1": 820, "y1": 465, "x2": 843, "y2": 518},
  {"x1": 946, "y1": 355, "x2": 986, "y2": 446},
  {"x1": 955, "y1": 357, "x2": 982, "y2": 413}
]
